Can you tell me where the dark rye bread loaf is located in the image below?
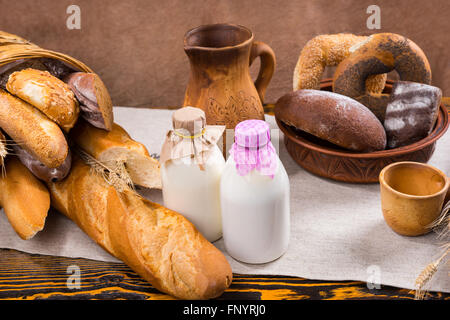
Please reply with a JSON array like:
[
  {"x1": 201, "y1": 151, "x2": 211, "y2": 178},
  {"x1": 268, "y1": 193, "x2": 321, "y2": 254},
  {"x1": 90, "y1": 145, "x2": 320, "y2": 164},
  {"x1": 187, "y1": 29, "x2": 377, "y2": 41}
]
[
  {"x1": 384, "y1": 81, "x2": 441, "y2": 149},
  {"x1": 275, "y1": 90, "x2": 386, "y2": 152}
]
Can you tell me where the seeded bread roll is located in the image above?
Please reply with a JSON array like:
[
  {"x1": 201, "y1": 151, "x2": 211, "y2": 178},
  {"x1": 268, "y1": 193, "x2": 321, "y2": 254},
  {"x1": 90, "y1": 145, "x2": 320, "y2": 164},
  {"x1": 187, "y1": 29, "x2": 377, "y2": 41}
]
[
  {"x1": 6, "y1": 68, "x2": 79, "y2": 131},
  {"x1": 275, "y1": 90, "x2": 386, "y2": 152}
]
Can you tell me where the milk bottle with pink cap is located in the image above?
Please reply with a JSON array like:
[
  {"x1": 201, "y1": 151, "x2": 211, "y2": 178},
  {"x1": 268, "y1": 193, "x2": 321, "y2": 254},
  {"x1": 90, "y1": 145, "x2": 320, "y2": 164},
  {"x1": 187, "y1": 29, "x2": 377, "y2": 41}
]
[{"x1": 220, "y1": 119, "x2": 290, "y2": 264}]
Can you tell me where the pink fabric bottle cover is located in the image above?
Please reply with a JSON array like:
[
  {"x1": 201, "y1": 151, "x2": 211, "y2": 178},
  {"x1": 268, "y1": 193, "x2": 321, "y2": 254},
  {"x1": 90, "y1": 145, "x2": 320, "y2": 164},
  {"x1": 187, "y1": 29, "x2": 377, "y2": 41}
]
[{"x1": 230, "y1": 119, "x2": 278, "y2": 177}]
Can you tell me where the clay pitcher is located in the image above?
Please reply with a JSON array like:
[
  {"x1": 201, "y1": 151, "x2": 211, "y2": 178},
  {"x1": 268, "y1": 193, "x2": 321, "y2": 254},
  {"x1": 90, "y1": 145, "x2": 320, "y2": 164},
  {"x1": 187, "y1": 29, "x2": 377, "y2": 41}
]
[{"x1": 183, "y1": 24, "x2": 276, "y2": 129}]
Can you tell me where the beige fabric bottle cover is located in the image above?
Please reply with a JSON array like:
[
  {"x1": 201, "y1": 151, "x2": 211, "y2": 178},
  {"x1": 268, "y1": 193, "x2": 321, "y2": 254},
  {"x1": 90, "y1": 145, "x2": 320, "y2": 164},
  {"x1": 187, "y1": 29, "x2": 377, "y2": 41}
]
[{"x1": 160, "y1": 106, "x2": 225, "y2": 169}]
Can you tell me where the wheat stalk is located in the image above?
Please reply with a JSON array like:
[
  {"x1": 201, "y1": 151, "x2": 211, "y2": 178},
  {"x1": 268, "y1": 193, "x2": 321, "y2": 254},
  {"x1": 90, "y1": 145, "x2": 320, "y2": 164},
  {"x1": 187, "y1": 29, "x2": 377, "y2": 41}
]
[
  {"x1": 414, "y1": 200, "x2": 450, "y2": 299},
  {"x1": 429, "y1": 201, "x2": 450, "y2": 240},
  {"x1": 415, "y1": 246, "x2": 449, "y2": 299},
  {"x1": 0, "y1": 138, "x2": 7, "y2": 177},
  {"x1": 75, "y1": 147, "x2": 134, "y2": 192}
]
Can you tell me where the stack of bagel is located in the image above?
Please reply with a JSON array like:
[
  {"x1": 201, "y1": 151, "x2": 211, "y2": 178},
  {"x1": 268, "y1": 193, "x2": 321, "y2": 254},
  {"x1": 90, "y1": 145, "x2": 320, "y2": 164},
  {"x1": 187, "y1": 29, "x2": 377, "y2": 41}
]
[
  {"x1": 276, "y1": 32, "x2": 442, "y2": 153},
  {"x1": 0, "y1": 54, "x2": 233, "y2": 300}
]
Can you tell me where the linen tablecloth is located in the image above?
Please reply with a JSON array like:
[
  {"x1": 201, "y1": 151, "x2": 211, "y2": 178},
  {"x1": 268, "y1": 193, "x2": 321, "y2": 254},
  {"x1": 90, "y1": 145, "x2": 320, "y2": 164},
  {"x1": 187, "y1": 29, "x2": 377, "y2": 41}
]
[{"x1": 1, "y1": 107, "x2": 449, "y2": 293}]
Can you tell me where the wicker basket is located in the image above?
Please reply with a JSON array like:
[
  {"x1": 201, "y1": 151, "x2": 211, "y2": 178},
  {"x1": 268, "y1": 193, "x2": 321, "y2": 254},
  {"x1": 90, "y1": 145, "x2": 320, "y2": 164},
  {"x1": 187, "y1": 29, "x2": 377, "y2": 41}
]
[
  {"x1": 0, "y1": 30, "x2": 111, "y2": 168},
  {"x1": 0, "y1": 31, "x2": 92, "y2": 73}
]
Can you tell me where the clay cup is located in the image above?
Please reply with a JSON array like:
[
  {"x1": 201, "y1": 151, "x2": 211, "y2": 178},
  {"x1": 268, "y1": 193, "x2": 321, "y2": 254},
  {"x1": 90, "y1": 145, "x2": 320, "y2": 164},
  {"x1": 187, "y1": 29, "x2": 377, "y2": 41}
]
[{"x1": 379, "y1": 161, "x2": 449, "y2": 236}]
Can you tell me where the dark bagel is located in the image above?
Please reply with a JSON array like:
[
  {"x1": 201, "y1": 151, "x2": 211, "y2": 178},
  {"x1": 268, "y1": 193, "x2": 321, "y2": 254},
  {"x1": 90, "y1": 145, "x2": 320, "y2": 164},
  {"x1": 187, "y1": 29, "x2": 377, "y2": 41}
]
[{"x1": 332, "y1": 33, "x2": 431, "y2": 121}]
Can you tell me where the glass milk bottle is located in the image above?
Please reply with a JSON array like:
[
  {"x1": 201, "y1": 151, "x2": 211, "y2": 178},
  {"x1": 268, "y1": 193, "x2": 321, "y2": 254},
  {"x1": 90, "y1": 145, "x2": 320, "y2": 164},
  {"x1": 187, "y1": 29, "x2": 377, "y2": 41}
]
[
  {"x1": 220, "y1": 120, "x2": 290, "y2": 263},
  {"x1": 160, "y1": 107, "x2": 226, "y2": 242}
]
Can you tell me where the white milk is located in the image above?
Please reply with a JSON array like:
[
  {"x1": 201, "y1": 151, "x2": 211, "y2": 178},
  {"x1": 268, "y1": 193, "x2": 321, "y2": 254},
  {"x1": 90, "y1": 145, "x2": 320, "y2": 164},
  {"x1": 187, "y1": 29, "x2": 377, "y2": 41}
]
[
  {"x1": 161, "y1": 146, "x2": 225, "y2": 242},
  {"x1": 220, "y1": 156, "x2": 290, "y2": 264}
]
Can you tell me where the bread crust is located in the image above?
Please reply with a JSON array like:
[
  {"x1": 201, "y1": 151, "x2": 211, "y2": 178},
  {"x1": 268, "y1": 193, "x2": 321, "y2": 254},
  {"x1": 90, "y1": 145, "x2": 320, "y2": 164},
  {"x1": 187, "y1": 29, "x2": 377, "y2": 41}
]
[
  {"x1": 275, "y1": 89, "x2": 386, "y2": 152},
  {"x1": 0, "y1": 89, "x2": 69, "y2": 168},
  {"x1": 293, "y1": 33, "x2": 387, "y2": 93},
  {"x1": 70, "y1": 121, "x2": 161, "y2": 189},
  {"x1": 64, "y1": 72, "x2": 113, "y2": 131},
  {"x1": 0, "y1": 157, "x2": 50, "y2": 240},
  {"x1": 333, "y1": 33, "x2": 432, "y2": 121},
  {"x1": 12, "y1": 144, "x2": 72, "y2": 183},
  {"x1": 6, "y1": 68, "x2": 79, "y2": 131},
  {"x1": 47, "y1": 156, "x2": 232, "y2": 299}
]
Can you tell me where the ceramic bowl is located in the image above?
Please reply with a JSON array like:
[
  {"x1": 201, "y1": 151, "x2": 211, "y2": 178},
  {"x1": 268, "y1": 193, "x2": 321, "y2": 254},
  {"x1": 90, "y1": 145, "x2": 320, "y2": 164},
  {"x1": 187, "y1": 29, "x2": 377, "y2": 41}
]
[{"x1": 275, "y1": 79, "x2": 449, "y2": 183}]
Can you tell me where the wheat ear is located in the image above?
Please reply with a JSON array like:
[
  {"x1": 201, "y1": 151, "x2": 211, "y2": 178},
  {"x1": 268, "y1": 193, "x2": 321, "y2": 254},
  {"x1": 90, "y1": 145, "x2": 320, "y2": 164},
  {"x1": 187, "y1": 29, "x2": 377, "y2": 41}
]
[
  {"x1": 0, "y1": 138, "x2": 7, "y2": 177},
  {"x1": 415, "y1": 246, "x2": 449, "y2": 300},
  {"x1": 75, "y1": 147, "x2": 135, "y2": 192}
]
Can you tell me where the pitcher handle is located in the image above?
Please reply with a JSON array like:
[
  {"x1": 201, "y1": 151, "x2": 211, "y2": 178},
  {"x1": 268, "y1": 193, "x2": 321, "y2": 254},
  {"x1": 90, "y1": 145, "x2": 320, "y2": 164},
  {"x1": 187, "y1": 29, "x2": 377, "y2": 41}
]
[{"x1": 249, "y1": 41, "x2": 276, "y2": 104}]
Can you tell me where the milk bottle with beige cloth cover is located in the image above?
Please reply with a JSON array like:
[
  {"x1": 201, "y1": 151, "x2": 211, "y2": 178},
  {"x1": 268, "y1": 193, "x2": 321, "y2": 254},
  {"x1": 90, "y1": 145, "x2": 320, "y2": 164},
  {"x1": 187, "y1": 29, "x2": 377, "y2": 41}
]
[{"x1": 160, "y1": 106, "x2": 226, "y2": 242}]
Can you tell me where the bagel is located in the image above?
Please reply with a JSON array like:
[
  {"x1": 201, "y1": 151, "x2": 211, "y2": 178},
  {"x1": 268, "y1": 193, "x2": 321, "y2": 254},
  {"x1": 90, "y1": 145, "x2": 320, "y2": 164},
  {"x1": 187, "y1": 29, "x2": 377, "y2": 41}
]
[
  {"x1": 332, "y1": 33, "x2": 432, "y2": 121},
  {"x1": 293, "y1": 33, "x2": 387, "y2": 93}
]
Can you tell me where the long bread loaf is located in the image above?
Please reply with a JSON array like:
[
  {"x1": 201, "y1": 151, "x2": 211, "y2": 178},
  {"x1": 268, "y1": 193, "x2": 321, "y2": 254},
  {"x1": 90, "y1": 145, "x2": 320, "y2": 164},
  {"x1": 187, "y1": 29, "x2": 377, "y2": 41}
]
[
  {"x1": 0, "y1": 89, "x2": 69, "y2": 168},
  {"x1": 70, "y1": 120, "x2": 161, "y2": 189},
  {"x1": 6, "y1": 68, "x2": 80, "y2": 131},
  {"x1": 47, "y1": 155, "x2": 232, "y2": 299},
  {"x1": 0, "y1": 157, "x2": 50, "y2": 240}
]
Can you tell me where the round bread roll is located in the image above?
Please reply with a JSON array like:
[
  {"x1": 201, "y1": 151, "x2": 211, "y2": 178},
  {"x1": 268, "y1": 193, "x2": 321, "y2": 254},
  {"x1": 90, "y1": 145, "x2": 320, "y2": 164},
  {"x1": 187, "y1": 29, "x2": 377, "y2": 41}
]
[
  {"x1": 275, "y1": 90, "x2": 386, "y2": 152},
  {"x1": 333, "y1": 33, "x2": 431, "y2": 121}
]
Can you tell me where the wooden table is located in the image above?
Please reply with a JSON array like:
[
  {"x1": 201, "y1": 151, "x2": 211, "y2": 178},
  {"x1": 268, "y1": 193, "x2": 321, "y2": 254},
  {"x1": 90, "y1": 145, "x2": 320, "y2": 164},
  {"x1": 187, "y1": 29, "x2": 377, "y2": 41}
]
[
  {"x1": 0, "y1": 249, "x2": 448, "y2": 300},
  {"x1": 1, "y1": 102, "x2": 449, "y2": 301}
]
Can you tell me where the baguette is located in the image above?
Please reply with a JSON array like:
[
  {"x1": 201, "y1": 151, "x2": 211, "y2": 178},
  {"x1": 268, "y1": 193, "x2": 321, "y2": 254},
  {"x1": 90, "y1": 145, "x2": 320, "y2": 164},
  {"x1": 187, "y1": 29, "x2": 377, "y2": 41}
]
[
  {"x1": 47, "y1": 155, "x2": 232, "y2": 299},
  {"x1": 6, "y1": 68, "x2": 80, "y2": 131},
  {"x1": 0, "y1": 157, "x2": 50, "y2": 240},
  {"x1": 0, "y1": 89, "x2": 69, "y2": 168},
  {"x1": 70, "y1": 120, "x2": 161, "y2": 189}
]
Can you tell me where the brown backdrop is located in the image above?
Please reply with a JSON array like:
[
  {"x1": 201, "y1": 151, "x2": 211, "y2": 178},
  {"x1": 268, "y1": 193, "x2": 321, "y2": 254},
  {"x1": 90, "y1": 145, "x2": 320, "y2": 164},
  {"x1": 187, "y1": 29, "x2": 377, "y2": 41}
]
[{"x1": 0, "y1": 0, "x2": 449, "y2": 107}]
